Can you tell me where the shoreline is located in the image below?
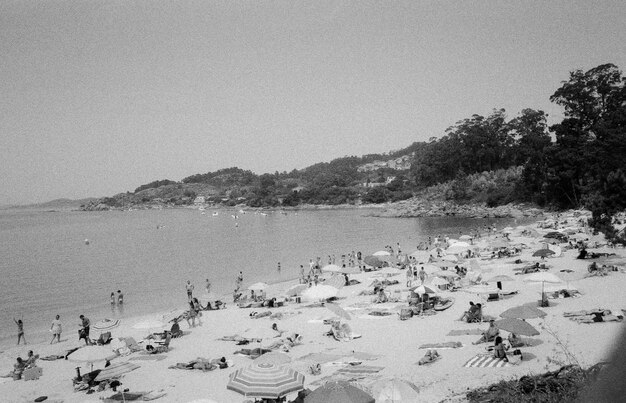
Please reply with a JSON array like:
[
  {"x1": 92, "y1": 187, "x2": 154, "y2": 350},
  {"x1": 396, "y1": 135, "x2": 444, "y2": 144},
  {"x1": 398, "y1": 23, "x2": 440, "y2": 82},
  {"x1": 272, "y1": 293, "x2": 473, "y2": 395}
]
[{"x1": 2, "y1": 209, "x2": 625, "y2": 403}]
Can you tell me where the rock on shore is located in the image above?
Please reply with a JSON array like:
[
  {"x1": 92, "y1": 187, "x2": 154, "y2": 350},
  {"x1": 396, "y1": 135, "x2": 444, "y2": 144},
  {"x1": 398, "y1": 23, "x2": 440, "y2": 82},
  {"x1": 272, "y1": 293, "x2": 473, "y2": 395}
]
[{"x1": 373, "y1": 198, "x2": 545, "y2": 219}]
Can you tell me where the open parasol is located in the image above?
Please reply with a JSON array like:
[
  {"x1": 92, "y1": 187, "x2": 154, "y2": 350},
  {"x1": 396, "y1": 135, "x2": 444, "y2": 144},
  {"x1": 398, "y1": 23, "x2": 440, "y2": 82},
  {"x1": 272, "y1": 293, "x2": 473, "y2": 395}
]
[
  {"x1": 500, "y1": 306, "x2": 547, "y2": 320},
  {"x1": 494, "y1": 318, "x2": 540, "y2": 336}
]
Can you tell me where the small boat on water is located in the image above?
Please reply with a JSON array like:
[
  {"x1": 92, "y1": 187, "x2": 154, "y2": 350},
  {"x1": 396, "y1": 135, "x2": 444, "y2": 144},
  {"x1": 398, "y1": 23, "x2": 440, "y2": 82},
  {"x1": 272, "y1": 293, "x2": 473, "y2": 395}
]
[
  {"x1": 212, "y1": 212, "x2": 219, "y2": 216},
  {"x1": 434, "y1": 296, "x2": 455, "y2": 311}
]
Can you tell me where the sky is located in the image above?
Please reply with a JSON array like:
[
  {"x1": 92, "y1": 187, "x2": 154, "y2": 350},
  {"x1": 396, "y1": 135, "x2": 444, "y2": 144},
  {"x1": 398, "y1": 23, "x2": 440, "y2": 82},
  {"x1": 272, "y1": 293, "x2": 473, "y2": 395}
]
[{"x1": 1, "y1": 0, "x2": 625, "y2": 205}]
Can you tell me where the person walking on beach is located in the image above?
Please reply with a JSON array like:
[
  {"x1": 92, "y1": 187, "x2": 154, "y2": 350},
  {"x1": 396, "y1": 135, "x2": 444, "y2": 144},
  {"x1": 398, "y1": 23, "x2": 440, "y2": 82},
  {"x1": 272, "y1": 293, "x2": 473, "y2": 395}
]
[
  {"x1": 79, "y1": 315, "x2": 91, "y2": 345},
  {"x1": 14, "y1": 316, "x2": 26, "y2": 345},
  {"x1": 117, "y1": 290, "x2": 124, "y2": 304},
  {"x1": 419, "y1": 267, "x2": 427, "y2": 284},
  {"x1": 50, "y1": 314, "x2": 62, "y2": 344},
  {"x1": 186, "y1": 280, "x2": 194, "y2": 301},
  {"x1": 205, "y1": 278, "x2": 211, "y2": 294}
]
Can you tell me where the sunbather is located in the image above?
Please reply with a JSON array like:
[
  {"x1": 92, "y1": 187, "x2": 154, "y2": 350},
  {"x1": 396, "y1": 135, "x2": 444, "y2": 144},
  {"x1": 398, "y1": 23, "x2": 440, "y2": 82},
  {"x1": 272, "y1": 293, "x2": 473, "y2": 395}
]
[
  {"x1": 24, "y1": 351, "x2": 39, "y2": 367},
  {"x1": 473, "y1": 320, "x2": 499, "y2": 344},
  {"x1": 418, "y1": 349, "x2": 440, "y2": 365},
  {"x1": 459, "y1": 302, "x2": 476, "y2": 321},
  {"x1": 508, "y1": 333, "x2": 524, "y2": 348},
  {"x1": 493, "y1": 336, "x2": 509, "y2": 361}
]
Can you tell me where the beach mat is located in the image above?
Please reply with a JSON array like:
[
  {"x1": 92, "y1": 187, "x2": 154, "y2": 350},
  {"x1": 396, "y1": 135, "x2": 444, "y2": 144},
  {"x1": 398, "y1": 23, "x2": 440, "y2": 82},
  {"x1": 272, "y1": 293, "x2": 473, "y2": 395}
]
[
  {"x1": 419, "y1": 341, "x2": 463, "y2": 349},
  {"x1": 336, "y1": 365, "x2": 384, "y2": 375},
  {"x1": 463, "y1": 354, "x2": 511, "y2": 368},
  {"x1": 447, "y1": 329, "x2": 484, "y2": 336}
]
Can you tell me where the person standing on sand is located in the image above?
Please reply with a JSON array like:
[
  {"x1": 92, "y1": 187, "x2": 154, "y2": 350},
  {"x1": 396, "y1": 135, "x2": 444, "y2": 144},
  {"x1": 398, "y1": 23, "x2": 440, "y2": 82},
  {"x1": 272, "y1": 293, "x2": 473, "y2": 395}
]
[
  {"x1": 236, "y1": 271, "x2": 243, "y2": 289},
  {"x1": 110, "y1": 292, "x2": 116, "y2": 305},
  {"x1": 50, "y1": 315, "x2": 62, "y2": 344},
  {"x1": 79, "y1": 315, "x2": 91, "y2": 345},
  {"x1": 186, "y1": 280, "x2": 194, "y2": 300},
  {"x1": 14, "y1": 316, "x2": 26, "y2": 345},
  {"x1": 117, "y1": 290, "x2": 124, "y2": 304},
  {"x1": 419, "y1": 267, "x2": 427, "y2": 284},
  {"x1": 205, "y1": 278, "x2": 211, "y2": 294}
]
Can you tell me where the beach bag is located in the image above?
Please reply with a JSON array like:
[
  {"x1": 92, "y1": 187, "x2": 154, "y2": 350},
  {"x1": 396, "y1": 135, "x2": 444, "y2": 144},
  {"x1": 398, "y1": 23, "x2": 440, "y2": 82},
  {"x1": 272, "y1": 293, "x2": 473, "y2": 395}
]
[{"x1": 400, "y1": 308, "x2": 413, "y2": 320}]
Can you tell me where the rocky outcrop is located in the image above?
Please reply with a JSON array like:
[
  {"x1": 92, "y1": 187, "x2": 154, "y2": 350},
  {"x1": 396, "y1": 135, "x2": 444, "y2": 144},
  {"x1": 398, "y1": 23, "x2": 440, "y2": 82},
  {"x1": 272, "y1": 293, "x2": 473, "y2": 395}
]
[{"x1": 372, "y1": 198, "x2": 544, "y2": 219}]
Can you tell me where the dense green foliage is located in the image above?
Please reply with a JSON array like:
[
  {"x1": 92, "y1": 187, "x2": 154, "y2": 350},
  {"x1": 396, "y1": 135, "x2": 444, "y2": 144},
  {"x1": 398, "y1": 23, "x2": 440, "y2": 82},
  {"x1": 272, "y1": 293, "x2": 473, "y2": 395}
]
[{"x1": 99, "y1": 63, "x2": 625, "y2": 242}]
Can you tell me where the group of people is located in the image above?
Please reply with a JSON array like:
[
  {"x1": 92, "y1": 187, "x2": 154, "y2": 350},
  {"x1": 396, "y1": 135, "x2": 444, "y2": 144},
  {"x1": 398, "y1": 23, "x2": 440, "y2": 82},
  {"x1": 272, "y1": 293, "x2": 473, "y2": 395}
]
[
  {"x1": 2, "y1": 350, "x2": 39, "y2": 380},
  {"x1": 109, "y1": 290, "x2": 124, "y2": 305}
]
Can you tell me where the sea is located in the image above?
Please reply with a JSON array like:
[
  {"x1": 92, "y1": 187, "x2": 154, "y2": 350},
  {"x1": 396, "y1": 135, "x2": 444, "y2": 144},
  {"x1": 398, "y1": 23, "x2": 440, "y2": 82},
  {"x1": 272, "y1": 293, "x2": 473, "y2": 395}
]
[{"x1": 0, "y1": 207, "x2": 533, "y2": 348}]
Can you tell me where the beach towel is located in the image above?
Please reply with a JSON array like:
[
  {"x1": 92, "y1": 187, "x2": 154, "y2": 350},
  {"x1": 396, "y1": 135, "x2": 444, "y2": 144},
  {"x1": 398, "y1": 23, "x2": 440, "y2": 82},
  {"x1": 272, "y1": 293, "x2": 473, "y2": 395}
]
[
  {"x1": 463, "y1": 354, "x2": 511, "y2": 368},
  {"x1": 419, "y1": 341, "x2": 463, "y2": 349},
  {"x1": 130, "y1": 355, "x2": 167, "y2": 361},
  {"x1": 447, "y1": 329, "x2": 484, "y2": 336},
  {"x1": 336, "y1": 365, "x2": 384, "y2": 375}
]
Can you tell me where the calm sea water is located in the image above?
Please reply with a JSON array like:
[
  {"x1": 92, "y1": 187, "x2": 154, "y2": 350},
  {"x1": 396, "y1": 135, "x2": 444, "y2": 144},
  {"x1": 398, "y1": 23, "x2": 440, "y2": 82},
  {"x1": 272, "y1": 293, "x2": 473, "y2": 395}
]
[{"x1": 0, "y1": 207, "x2": 530, "y2": 348}]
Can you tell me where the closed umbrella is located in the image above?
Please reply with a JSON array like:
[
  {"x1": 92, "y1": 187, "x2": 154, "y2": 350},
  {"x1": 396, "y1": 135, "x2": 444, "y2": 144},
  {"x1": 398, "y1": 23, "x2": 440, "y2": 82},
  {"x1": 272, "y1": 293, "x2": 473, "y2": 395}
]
[
  {"x1": 494, "y1": 318, "x2": 539, "y2": 336},
  {"x1": 227, "y1": 363, "x2": 304, "y2": 399},
  {"x1": 370, "y1": 378, "x2": 420, "y2": 403},
  {"x1": 301, "y1": 285, "x2": 338, "y2": 302},
  {"x1": 325, "y1": 302, "x2": 352, "y2": 320},
  {"x1": 92, "y1": 318, "x2": 120, "y2": 333},
  {"x1": 500, "y1": 306, "x2": 547, "y2": 320}
]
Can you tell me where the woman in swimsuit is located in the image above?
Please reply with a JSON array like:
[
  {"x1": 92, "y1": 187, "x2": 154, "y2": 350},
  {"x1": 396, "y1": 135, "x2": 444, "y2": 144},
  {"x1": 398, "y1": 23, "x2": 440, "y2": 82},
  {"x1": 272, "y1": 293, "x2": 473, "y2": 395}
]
[{"x1": 14, "y1": 317, "x2": 26, "y2": 345}]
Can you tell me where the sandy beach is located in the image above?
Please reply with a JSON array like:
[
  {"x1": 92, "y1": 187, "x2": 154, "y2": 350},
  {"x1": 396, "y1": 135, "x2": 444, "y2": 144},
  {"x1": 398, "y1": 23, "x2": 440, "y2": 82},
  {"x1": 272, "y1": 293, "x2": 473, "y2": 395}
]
[{"x1": 1, "y1": 212, "x2": 625, "y2": 403}]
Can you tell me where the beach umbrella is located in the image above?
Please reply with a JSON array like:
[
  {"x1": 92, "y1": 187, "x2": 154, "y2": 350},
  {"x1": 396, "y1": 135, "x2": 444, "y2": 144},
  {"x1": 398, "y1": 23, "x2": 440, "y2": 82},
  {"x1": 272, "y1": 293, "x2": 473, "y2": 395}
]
[
  {"x1": 94, "y1": 361, "x2": 140, "y2": 382},
  {"x1": 322, "y1": 264, "x2": 342, "y2": 273},
  {"x1": 464, "y1": 284, "x2": 499, "y2": 294},
  {"x1": 227, "y1": 363, "x2": 304, "y2": 399},
  {"x1": 432, "y1": 270, "x2": 459, "y2": 279},
  {"x1": 379, "y1": 266, "x2": 401, "y2": 276},
  {"x1": 429, "y1": 276, "x2": 449, "y2": 286},
  {"x1": 373, "y1": 250, "x2": 391, "y2": 257},
  {"x1": 325, "y1": 302, "x2": 352, "y2": 320},
  {"x1": 494, "y1": 318, "x2": 539, "y2": 336},
  {"x1": 524, "y1": 272, "x2": 563, "y2": 284},
  {"x1": 305, "y1": 380, "x2": 374, "y2": 403},
  {"x1": 441, "y1": 254, "x2": 458, "y2": 262},
  {"x1": 68, "y1": 346, "x2": 117, "y2": 365},
  {"x1": 301, "y1": 285, "x2": 338, "y2": 302},
  {"x1": 91, "y1": 318, "x2": 120, "y2": 333},
  {"x1": 502, "y1": 227, "x2": 514, "y2": 233},
  {"x1": 248, "y1": 282, "x2": 268, "y2": 292},
  {"x1": 500, "y1": 306, "x2": 547, "y2": 320},
  {"x1": 254, "y1": 351, "x2": 292, "y2": 366},
  {"x1": 161, "y1": 308, "x2": 187, "y2": 323},
  {"x1": 286, "y1": 283, "x2": 308, "y2": 296},
  {"x1": 409, "y1": 284, "x2": 437, "y2": 294},
  {"x1": 533, "y1": 248, "x2": 555, "y2": 258},
  {"x1": 324, "y1": 275, "x2": 346, "y2": 290},
  {"x1": 431, "y1": 260, "x2": 452, "y2": 268},
  {"x1": 459, "y1": 235, "x2": 473, "y2": 241},
  {"x1": 446, "y1": 242, "x2": 470, "y2": 255},
  {"x1": 363, "y1": 255, "x2": 384, "y2": 268},
  {"x1": 132, "y1": 318, "x2": 167, "y2": 330},
  {"x1": 490, "y1": 239, "x2": 510, "y2": 249},
  {"x1": 485, "y1": 275, "x2": 514, "y2": 283},
  {"x1": 370, "y1": 378, "x2": 420, "y2": 403}
]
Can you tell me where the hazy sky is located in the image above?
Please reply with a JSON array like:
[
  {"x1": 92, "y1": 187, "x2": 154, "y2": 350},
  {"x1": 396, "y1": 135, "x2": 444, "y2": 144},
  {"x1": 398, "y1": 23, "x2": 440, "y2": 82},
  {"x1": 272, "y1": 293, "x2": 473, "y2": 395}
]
[{"x1": 1, "y1": 1, "x2": 625, "y2": 204}]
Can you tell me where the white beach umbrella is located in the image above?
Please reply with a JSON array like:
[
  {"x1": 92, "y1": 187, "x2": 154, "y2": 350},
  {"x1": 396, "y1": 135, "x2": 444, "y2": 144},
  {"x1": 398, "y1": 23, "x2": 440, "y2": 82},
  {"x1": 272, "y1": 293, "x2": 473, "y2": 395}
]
[
  {"x1": 459, "y1": 234, "x2": 473, "y2": 241},
  {"x1": 441, "y1": 254, "x2": 459, "y2": 262},
  {"x1": 446, "y1": 243, "x2": 470, "y2": 255},
  {"x1": 410, "y1": 285, "x2": 438, "y2": 294},
  {"x1": 373, "y1": 250, "x2": 391, "y2": 256},
  {"x1": 248, "y1": 282, "x2": 268, "y2": 292},
  {"x1": 322, "y1": 264, "x2": 342, "y2": 273},
  {"x1": 301, "y1": 284, "x2": 339, "y2": 302},
  {"x1": 68, "y1": 346, "x2": 117, "y2": 364}
]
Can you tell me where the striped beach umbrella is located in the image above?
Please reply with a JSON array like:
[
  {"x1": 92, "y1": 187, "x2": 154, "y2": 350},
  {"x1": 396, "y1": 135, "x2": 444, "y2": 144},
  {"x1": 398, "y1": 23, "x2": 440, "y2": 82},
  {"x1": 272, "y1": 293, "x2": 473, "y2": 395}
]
[
  {"x1": 227, "y1": 362, "x2": 304, "y2": 399},
  {"x1": 92, "y1": 318, "x2": 120, "y2": 332}
]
